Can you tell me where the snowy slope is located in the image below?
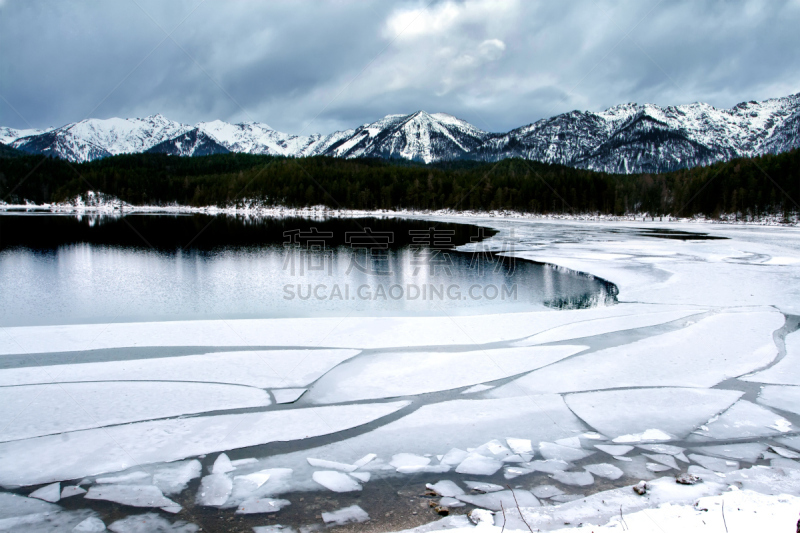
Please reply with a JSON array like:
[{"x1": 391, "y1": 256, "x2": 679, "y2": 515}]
[
  {"x1": 10, "y1": 115, "x2": 191, "y2": 163},
  {"x1": 3, "y1": 92, "x2": 799, "y2": 172}
]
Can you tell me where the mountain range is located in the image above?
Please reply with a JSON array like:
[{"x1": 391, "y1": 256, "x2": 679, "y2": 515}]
[{"x1": 3, "y1": 92, "x2": 798, "y2": 174}]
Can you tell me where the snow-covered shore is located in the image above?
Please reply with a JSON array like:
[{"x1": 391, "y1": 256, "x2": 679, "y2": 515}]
[{"x1": 2, "y1": 213, "x2": 800, "y2": 531}]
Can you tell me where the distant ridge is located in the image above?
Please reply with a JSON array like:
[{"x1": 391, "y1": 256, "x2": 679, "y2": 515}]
[{"x1": 4, "y1": 92, "x2": 799, "y2": 174}]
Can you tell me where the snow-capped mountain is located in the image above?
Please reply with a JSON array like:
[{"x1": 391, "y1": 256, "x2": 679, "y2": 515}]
[
  {"x1": 320, "y1": 111, "x2": 490, "y2": 163},
  {"x1": 0, "y1": 126, "x2": 53, "y2": 145},
  {"x1": 3, "y1": 92, "x2": 799, "y2": 173},
  {"x1": 10, "y1": 115, "x2": 191, "y2": 163},
  {"x1": 478, "y1": 93, "x2": 800, "y2": 173}
]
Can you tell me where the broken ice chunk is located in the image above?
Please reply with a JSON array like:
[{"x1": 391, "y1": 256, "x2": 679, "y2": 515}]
[
  {"x1": 554, "y1": 437, "x2": 582, "y2": 449},
  {"x1": 474, "y1": 439, "x2": 512, "y2": 458},
  {"x1": 439, "y1": 497, "x2": 465, "y2": 507},
  {"x1": 153, "y1": 460, "x2": 202, "y2": 495},
  {"x1": 353, "y1": 453, "x2": 377, "y2": 468},
  {"x1": 551, "y1": 471, "x2": 594, "y2": 486},
  {"x1": 350, "y1": 472, "x2": 371, "y2": 482},
  {"x1": 455, "y1": 454, "x2": 503, "y2": 476},
  {"x1": 636, "y1": 443, "x2": 685, "y2": 455},
  {"x1": 440, "y1": 448, "x2": 470, "y2": 466},
  {"x1": 613, "y1": 429, "x2": 673, "y2": 443},
  {"x1": 107, "y1": 513, "x2": 199, "y2": 532},
  {"x1": 426, "y1": 480, "x2": 464, "y2": 498},
  {"x1": 61, "y1": 485, "x2": 87, "y2": 499},
  {"x1": 539, "y1": 442, "x2": 594, "y2": 462},
  {"x1": 642, "y1": 454, "x2": 679, "y2": 470},
  {"x1": 95, "y1": 471, "x2": 150, "y2": 484},
  {"x1": 212, "y1": 453, "x2": 235, "y2": 474},
  {"x1": 457, "y1": 489, "x2": 539, "y2": 511},
  {"x1": 529, "y1": 460, "x2": 570, "y2": 473},
  {"x1": 272, "y1": 389, "x2": 307, "y2": 404},
  {"x1": 312, "y1": 471, "x2": 361, "y2": 492},
  {"x1": 28, "y1": 482, "x2": 60, "y2": 503},
  {"x1": 504, "y1": 466, "x2": 533, "y2": 479},
  {"x1": 390, "y1": 453, "x2": 430, "y2": 469},
  {"x1": 646, "y1": 463, "x2": 672, "y2": 473},
  {"x1": 769, "y1": 446, "x2": 800, "y2": 459},
  {"x1": 463, "y1": 481, "x2": 504, "y2": 493},
  {"x1": 253, "y1": 526, "x2": 297, "y2": 533},
  {"x1": 501, "y1": 454, "x2": 525, "y2": 463},
  {"x1": 691, "y1": 400, "x2": 793, "y2": 440},
  {"x1": 72, "y1": 516, "x2": 106, "y2": 532},
  {"x1": 86, "y1": 484, "x2": 179, "y2": 509},
  {"x1": 306, "y1": 458, "x2": 357, "y2": 472},
  {"x1": 236, "y1": 498, "x2": 291, "y2": 514},
  {"x1": 506, "y1": 438, "x2": 533, "y2": 455},
  {"x1": 595, "y1": 444, "x2": 634, "y2": 456},
  {"x1": 321, "y1": 505, "x2": 369, "y2": 525},
  {"x1": 530, "y1": 485, "x2": 564, "y2": 498},
  {"x1": 196, "y1": 474, "x2": 232, "y2": 506},
  {"x1": 583, "y1": 463, "x2": 623, "y2": 480},
  {"x1": 233, "y1": 470, "x2": 272, "y2": 489}
]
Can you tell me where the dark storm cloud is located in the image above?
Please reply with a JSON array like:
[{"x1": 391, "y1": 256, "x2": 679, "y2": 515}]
[{"x1": 1, "y1": 0, "x2": 799, "y2": 134}]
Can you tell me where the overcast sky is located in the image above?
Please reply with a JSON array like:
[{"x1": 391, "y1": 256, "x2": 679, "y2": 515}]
[{"x1": 1, "y1": 0, "x2": 799, "y2": 134}]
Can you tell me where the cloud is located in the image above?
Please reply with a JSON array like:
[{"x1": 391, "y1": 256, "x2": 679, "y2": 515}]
[{"x1": 0, "y1": 0, "x2": 798, "y2": 134}]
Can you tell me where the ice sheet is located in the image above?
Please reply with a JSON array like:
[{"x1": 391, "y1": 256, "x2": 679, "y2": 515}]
[
  {"x1": 757, "y1": 384, "x2": 800, "y2": 416},
  {"x1": 490, "y1": 311, "x2": 782, "y2": 394},
  {"x1": 0, "y1": 305, "x2": 656, "y2": 355},
  {"x1": 0, "y1": 349, "x2": 360, "y2": 389},
  {"x1": 307, "y1": 345, "x2": 587, "y2": 403},
  {"x1": 272, "y1": 389, "x2": 307, "y2": 404},
  {"x1": 0, "y1": 401, "x2": 409, "y2": 487},
  {"x1": 516, "y1": 309, "x2": 704, "y2": 345},
  {"x1": 0, "y1": 382, "x2": 271, "y2": 442},
  {"x1": 564, "y1": 388, "x2": 742, "y2": 440}
]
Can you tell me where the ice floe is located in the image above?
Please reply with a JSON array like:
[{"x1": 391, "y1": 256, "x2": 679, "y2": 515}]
[
  {"x1": 594, "y1": 444, "x2": 633, "y2": 456},
  {"x1": 505, "y1": 438, "x2": 532, "y2": 454},
  {"x1": 307, "y1": 345, "x2": 587, "y2": 403},
  {"x1": 61, "y1": 485, "x2": 87, "y2": 499},
  {"x1": 564, "y1": 387, "x2": 742, "y2": 440},
  {"x1": 426, "y1": 480, "x2": 464, "y2": 497},
  {"x1": 463, "y1": 481, "x2": 504, "y2": 493},
  {"x1": 0, "y1": 400, "x2": 408, "y2": 487},
  {"x1": 153, "y1": 460, "x2": 201, "y2": 495},
  {"x1": 530, "y1": 484, "x2": 564, "y2": 498},
  {"x1": 689, "y1": 399, "x2": 793, "y2": 440},
  {"x1": 757, "y1": 384, "x2": 800, "y2": 416},
  {"x1": 73, "y1": 516, "x2": 107, "y2": 532}
]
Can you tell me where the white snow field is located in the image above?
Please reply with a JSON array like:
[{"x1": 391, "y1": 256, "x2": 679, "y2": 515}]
[{"x1": 2, "y1": 218, "x2": 800, "y2": 531}]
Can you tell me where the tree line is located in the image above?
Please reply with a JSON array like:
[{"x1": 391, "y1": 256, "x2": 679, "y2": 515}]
[{"x1": 1, "y1": 148, "x2": 798, "y2": 219}]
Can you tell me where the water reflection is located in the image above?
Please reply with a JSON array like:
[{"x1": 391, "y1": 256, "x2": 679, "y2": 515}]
[{"x1": 0, "y1": 214, "x2": 616, "y2": 326}]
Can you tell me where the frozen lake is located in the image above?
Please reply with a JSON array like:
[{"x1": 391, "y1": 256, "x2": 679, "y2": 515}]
[{"x1": 1, "y1": 213, "x2": 800, "y2": 532}]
